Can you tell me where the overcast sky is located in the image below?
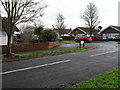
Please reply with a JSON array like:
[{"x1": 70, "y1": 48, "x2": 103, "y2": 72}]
[
  {"x1": 41, "y1": 0, "x2": 119, "y2": 29},
  {"x1": 0, "y1": 0, "x2": 119, "y2": 29}
]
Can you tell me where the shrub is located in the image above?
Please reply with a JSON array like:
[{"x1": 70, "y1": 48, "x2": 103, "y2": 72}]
[
  {"x1": 42, "y1": 29, "x2": 58, "y2": 42},
  {"x1": 34, "y1": 26, "x2": 44, "y2": 41}
]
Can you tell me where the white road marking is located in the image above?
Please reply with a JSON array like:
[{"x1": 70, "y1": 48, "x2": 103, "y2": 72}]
[
  {"x1": 1, "y1": 60, "x2": 71, "y2": 75},
  {"x1": 91, "y1": 51, "x2": 117, "y2": 57}
]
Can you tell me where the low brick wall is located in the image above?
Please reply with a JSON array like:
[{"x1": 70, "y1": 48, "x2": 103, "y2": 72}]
[{"x1": 1, "y1": 41, "x2": 60, "y2": 53}]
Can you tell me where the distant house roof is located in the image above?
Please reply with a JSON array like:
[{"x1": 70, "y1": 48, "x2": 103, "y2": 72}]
[
  {"x1": 99, "y1": 25, "x2": 120, "y2": 34},
  {"x1": 70, "y1": 27, "x2": 99, "y2": 35},
  {"x1": 54, "y1": 28, "x2": 72, "y2": 34},
  {"x1": 24, "y1": 26, "x2": 36, "y2": 32},
  {"x1": 1, "y1": 17, "x2": 19, "y2": 33},
  {"x1": 112, "y1": 26, "x2": 120, "y2": 31}
]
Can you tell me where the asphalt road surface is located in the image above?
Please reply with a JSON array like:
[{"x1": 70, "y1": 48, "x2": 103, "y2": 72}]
[{"x1": 2, "y1": 41, "x2": 119, "y2": 88}]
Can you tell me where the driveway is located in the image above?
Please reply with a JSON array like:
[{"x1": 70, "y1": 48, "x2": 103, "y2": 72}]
[{"x1": 2, "y1": 41, "x2": 119, "y2": 88}]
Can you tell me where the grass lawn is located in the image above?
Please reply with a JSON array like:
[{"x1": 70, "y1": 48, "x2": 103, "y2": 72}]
[
  {"x1": 60, "y1": 41, "x2": 76, "y2": 44},
  {"x1": 67, "y1": 68, "x2": 119, "y2": 89},
  {"x1": 60, "y1": 41, "x2": 106, "y2": 44},
  {"x1": 92, "y1": 41, "x2": 106, "y2": 43},
  {"x1": 2, "y1": 47, "x2": 92, "y2": 62}
]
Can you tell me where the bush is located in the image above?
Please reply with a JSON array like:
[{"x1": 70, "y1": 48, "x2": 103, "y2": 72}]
[
  {"x1": 34, "y1": 26, "x2": 44, "y2": 40},
  {"x1": 42, "y1": 29, "x2": 58, "y2": 42},
  {"x1": 34, "y1": 26, "x2": 43, "y2": 35}
]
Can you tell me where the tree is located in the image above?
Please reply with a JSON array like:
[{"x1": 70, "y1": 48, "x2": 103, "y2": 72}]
[
  {"x1": 54, "y1": 14, "x2": 66, "y2": 37},
  {"x1": 34, "y1": 25, "x2": 44, "y2": 42},
  {"x1": 81, "y1": 2, "x2": 100, "y2": 37},
  {"x1": 0, "y1": 0, "x2": 47, "y2": 56},
  {"x1": 20, "y1": 25, "x2": 35, "y2": 43},
  {"x1": 21, "y1": 30, "x2": 34, "y2": 43}
]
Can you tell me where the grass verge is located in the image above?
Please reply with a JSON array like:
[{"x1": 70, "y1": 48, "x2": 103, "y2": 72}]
[
  {"x1": 92, "y1": 41, "x2": 106, "y2": 43},
  {"x1": 2, "y1": 47, "x2": 92, "y2": 62},
  {"x1": 68, "y1": 68, "x2": 119, "y2": 88},
  {"x1": 60, "y1": 41, "x2": 76, "y2": 44}
]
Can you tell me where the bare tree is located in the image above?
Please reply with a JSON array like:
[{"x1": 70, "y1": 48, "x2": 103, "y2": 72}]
[
  {"x1": 54, "y1": 14, "x2": 66, "y2": 37},
  {"x1": 21, "y1": 31, "x2": 34, "y2": 43},
  {"x1": 0, "y1": 0, "x2": 47, "y2": 56},
  {"x1": 81, "y1": 2, "x2": 100, "y2": 37},
  {"x1": 20, "y1": 25, "x2": 35, "y2": 43}
]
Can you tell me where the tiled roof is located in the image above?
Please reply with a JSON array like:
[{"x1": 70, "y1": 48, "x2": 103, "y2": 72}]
[
  {"x1": 99, "y1": 25, "x2": 120, "y2": 33},
  {"x1": 1, "y1": 17, "x2": 19, "y2": 33},
  {"x1": 111, "y1": 26, "x2": 120, "y2": 31},
  {"x1": 74, "y1": 27, "x2": 99, "y2": 34},
  {"x1": 54, "y1": 28, "x2": 72, "y2": 34}
]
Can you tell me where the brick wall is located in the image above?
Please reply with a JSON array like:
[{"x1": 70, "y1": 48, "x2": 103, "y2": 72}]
[
  {"x1": 1, "y1": 41, "x2": 60, "y2": 53},
  {"x1": 49, "y1": 42, "x2": 60, "y2": 48}
]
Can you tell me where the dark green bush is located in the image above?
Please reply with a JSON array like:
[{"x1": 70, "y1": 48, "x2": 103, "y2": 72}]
[
  {"x1": 34, "y1": 26, "x2": 44, "y2": 40},
  {"x1": 42, "y1": 29, "x2": 58, "y2": 42}
]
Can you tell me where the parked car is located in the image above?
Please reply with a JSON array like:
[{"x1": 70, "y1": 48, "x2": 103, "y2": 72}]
[{"x1": 74, "y1": 35, "x2": 92, "y2": 42}]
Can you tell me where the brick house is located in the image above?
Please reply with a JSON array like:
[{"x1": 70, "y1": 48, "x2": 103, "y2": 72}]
[
  {"x1": 100, "y1": 25, "x2": 120, "y2": 40},
  {"x1": 69, "y1": 27, "x2": 99, "y2": 38}
]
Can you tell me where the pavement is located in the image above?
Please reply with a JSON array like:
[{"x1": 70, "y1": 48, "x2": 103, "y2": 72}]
[{"x1": 1, "y1": 41, "x2": 119, "y2": 88}]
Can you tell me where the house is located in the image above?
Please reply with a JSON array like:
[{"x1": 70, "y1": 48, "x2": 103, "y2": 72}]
[
  {"x1": 99, "y1": 25, "x2": 120, "y2": 40},
  {"x1": 0, "y1": 17, "x2": 19, "y2": 45},
  {"x1": 69, "y1": 27, "x2": 99, "y2": 37}
]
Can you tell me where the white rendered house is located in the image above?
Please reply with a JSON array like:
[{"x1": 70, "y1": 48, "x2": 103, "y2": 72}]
[{"x1": 0, "y1": 17, "x2": 19, "y2": 45}]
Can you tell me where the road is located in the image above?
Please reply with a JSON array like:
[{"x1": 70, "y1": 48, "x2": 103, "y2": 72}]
[{"x1": 2, "y1": 41, "x2": 119, "y2": 88}]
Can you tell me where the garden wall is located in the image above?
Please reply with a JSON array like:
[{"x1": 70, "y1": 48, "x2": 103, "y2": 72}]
[{"x1": 1, "y1": 41, "x2": 60, "y2": 53}]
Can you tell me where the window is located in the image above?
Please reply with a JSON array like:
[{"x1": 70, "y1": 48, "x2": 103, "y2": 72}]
[
  {"x1": 103, "y1": 33, "x2": 120, "y2": 39},
  {"x1": 75, "y1": 34, "x2": 84, "y2": 38}
]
